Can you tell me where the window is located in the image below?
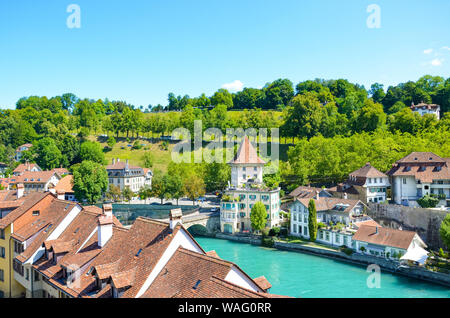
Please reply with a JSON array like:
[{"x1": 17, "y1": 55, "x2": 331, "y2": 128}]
[
  {"x1": 14, "y1": 241, "x2": 24, "y2": 254},
  {"x1": 0, "y1": 269, "x2": 3, "y2": 282},
  {"x1": 0, "y1": 229, "x2": 4, "y2": 240},
  {"x1": 0, "y1": 247, "x2": 5, "y2": 258},
  {"x1": 32, "y1": 210, "x2": 40, "y2": 216},
  {"x1": 34, "y1": 270, "x2": 40, "y2": 282},
  {"x1": 402, "y1": 178, "x2": 406, "y2": 185},
  {"x1": 26, "y1": 268, "x2": 30, "y2": 281}
]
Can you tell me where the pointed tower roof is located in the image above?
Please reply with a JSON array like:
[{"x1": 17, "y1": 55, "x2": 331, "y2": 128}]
[{"x1": 229, "y1": 136, "x2": 266, "y2": 165}]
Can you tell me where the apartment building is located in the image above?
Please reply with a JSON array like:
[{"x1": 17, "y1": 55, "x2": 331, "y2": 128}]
[{"x1": 106, "y1": 159, "x2": 152, "y2": 194}]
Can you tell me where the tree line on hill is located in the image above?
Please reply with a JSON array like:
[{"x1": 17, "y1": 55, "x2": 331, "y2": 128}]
[{"x1": 0, "y1": 75, "x2": 448, "y2": 198}]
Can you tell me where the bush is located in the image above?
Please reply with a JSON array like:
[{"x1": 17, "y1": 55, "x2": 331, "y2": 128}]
[
  {"x1": 262, "y1": 237, "x2": 275, "y2": 248},
  {"x1": 417, "y1": 195, "x2": 439, "y2": 208},
  {"x1": 439, "y1": 248, "x2": 447, "y2": 258},
  {"x1": 269, "y1": 227, "x2": 281, "y2": 237},
  {"x1": 261, "y1": 228, "x2": 270, "y2": 237},
  {"x1": 133, "y1": 140, "x2": 142, "y2": 150},
  {"x1": 341, "y1": 247, "x2": 354, "y2": 256}
]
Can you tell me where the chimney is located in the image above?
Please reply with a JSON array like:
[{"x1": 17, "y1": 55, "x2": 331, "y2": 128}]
[
  {"x1": 343, "y1": 192, "x2": 348, "y2": 200},
  {"x1": 117, "y1": 158, "x2": 120, "y2": 163},
  {"x1": 315, "y1": 190, "x2": 320, "y2": 200},
  {"x1": 98, "y1": 204, "x2": 114, "y2": 248},
  {"x1": 125, "y1": 159, "x2": 129, "y2": 170},
  {"x1": 112, "y1": 158, "x2": 116, "y2": 165},
  {"x1": 375, "y1": 226, "x2": 379, "y2": 235},
  {"x1": 17, "y1": 183, "x2": 24, "y2": 199},
  {"x1": 169, "y1": 208, "x2": 183, "y2": 230}
]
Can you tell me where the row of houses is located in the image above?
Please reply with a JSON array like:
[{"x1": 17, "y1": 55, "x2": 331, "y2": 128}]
[
  {"x1": 0, "y1": 159, "x2": 153, "y2": 202},
  {"x1": 287, "y1": 188, "x2": 429, "y2": 265},
  {"x1": 327, "y1": 152, "x2": 450, "y2": 208},
  {"x1": 0, "y1": 189, "x2": 279, "y2": 298}
]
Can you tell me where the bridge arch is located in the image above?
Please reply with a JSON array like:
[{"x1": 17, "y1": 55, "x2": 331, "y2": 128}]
[{"x1": 187, "y1": 224, "x2": 209, "y2": 236}]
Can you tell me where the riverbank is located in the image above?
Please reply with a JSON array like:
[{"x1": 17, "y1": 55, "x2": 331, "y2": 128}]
[{"x1": 214, "y1": 233, "x2": 450, "y2": 288}]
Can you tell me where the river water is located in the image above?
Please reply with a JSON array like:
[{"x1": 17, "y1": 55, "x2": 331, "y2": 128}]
[{"x1": 195, "y1": 237, "x2": 450, "y2": 298}]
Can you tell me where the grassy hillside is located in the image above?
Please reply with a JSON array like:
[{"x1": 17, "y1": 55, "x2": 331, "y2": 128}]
[{"x1": 90, "y1": 134, "x2": 292, "y2": 172}]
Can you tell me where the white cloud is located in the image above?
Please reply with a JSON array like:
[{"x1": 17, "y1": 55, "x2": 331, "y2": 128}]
[
  {"x1": 441, "y1": 46, "x2": 450, "y2": 51},
  {"x1": 423, "y1": 48, "x2": 433, "y2": 54},
  {"x1": 431, "y1": 58, "x2": 444, "y2": 66},
  {"x1": 221, "y1": 80, "x2": 244, "y2": 92}
]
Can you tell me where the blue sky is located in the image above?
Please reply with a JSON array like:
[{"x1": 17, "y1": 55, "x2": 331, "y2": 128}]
[{"x1": 1, "y1": 0, "x2": 449, "y2": 109}]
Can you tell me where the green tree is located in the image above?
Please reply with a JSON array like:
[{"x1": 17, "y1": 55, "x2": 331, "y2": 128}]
[
  {"x1": 440, "y1": 214, "x2": 450, "y2": 251},
  {"x1": 141, "y1": 151, "x2": 154, "y2": 169},
  {"x1": 72, "y1": 160, "x2": 108, "y2": 204},
  {"x1": 166, "y1": 174, "x2": 185, "y2": 205},
  {"x1": 250, "y1": 202, "x2": 267, "y2": 233},
  {"x1": 106, "y1": 184, "x2": 122, "y2": 202},
  {"x1": 150, "y1": 170, "x2": 168, "y2": 204},
  {"x1": 34, "y1": 137, "x2": 63, "y2": 170},
  {"x1": 211, "y1": 89, "x2": 233, "y2": 109},
  {"x1": 122, "y1": 186, "x2": 134, "y2": 203},
  {"x1": 137, "y1": 185, "x2": 152, "y2": 204},
  {"x1": 184, "y1": 174, "x2": 205, "y2": 205},
  {"x1": 308, "y1": 199, "x2": 318, "y2": 242},
  {"x1": 107, "y1": 136, "x2": 116, "y2": 149},
  {"x1": 80, "y1": 141, "x2": 105, "y2": 164}
]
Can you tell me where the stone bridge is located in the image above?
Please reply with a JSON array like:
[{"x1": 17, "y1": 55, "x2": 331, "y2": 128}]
[{"x1": 161, "y1": 211, "x2": 221, "y2": 235}]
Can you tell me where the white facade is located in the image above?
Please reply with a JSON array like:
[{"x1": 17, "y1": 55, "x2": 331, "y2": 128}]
[
  {"x1": 220, "y1": 189, "x2": 281, "y2": 233},
  {"x1": 230, "y1": 164, "x2": 264, "y2": 188},
  {"x1": 364, "y1": 176, "x2": 390, "y2": 203},
  {"x1": 392, "y1": 176, "x2": 450, "y2": 205}
]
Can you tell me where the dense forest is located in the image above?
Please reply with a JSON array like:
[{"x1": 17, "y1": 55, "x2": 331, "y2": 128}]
[{"x1": 1, "y1": 75, "x2": 449, "y2": 191}]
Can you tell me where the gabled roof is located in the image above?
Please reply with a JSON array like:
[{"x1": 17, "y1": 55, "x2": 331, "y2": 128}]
[
  {"x1": 288, "y1": 186, "x2": 329, "y2": 199},
  {"x1": 0, "y1": 192, "x2": 51, "y2": 229},
  {"x1": 13, "y1": 163, "x2": 41, "y2": 174},
  {"x1": 349, "y1": 163, "x2": 387, "y2": 179},
  {"x1": 12, "y1": 170, "x2": 60, "y2": 184},
  {"x1": 54, "y1": 175, "x2": 74, "y2": 194},
  {"x1": 16, "y1": 143, "x2": 33, "y2": 151},
  {"x1": 229, "y1": 136, "x2": 266, "y2": 165},
  {"x1": 386, "y1": 152, "x2": 450, "y2": 182},
  {"x1": 296, "y1": 197, "x2": 362, "y2": 214},
  {"x1": 352, "y1": 225, "x2": 419, "y2": 250},
  {"x1": 394, "y1": 152, "x2": 446, "y2": 164},
  {"x1": 410, "y1": 102, "x2": 440, "y2": 110}
]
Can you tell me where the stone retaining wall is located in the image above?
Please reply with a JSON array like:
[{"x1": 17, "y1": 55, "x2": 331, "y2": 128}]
[{"x1": 367, "y1": 203, "x2": 448, "y2": 249}]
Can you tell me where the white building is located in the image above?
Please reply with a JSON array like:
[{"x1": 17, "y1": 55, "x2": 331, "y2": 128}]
[
  {"x1": 353, "y1": 225, "x2": 428, "y2": 263},
  {"x1": 387, "y1": 152, "x2": 450, "y2": 206},
  {"x1": 9, "y1": 171, "x2": 61, "y2": 194},
  {"x1": 328, "y1": 163, "x2": 390, "y2": 203},
  {"x1": 15, "y1": 144, "x2": 33, "y2": 162},
  {"x1": 410, "y1": 102, "x2": 440, "y2": 120},
  {"x1": 220, "y1": 137, "x2": 281, "y2": 234},
  {"x1": 289, "y1": 195, "x2": 371, "y2": 248},
  {"x1": 106, "y1": 159, "x2": 152, "y2": 194}
]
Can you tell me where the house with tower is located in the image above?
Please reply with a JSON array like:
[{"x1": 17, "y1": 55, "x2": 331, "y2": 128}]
[{"x1": 220, "y1": 136, "x2": 281, "y2": 234}]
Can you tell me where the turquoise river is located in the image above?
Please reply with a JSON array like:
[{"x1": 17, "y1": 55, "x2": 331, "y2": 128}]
[{"x1": 195, "y1": 237, "x2": 450, "y2": 298}]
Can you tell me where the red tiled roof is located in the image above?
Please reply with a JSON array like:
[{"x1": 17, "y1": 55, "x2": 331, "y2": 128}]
[
  {"x1": 386, "y1": 152, "x2": 450, "y2": 183},
  {"x1": 12, "y1": 171, "x2": 59, "y2": 184},
  {"x1": 410, "y1": 103, "x2": 440, "y2": 110},
  {"x1": 229, "y1": 136, "x2": 266, "y2": 165},
  {"x1": 13, "y1": 163, "x2": 41, "y2": 174},
  {"x1": 254, "y1": 276, "x2": 272, "y2": 291},
  {"x1": 352, "y1": 225, "x2": 418, "y2": 250},
  {"x1": 297, "y1": 197, "x2": 362, "y2": 214},
  {"x1": 54, "y1": 175, "x2": 73, "y2": 193},
  {"x1": 349, "y1": 163, "x2": 387, "y2": 179}
]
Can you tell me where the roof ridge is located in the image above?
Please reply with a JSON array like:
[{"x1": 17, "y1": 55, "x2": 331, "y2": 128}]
[{"x1": 177, "y1": 247, "x2": 233, "y2": 267}]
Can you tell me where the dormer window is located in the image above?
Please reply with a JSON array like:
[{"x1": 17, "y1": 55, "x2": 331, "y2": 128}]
[{"x1": 32, "y1": 210, "x2": 40, "y2": 216}]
